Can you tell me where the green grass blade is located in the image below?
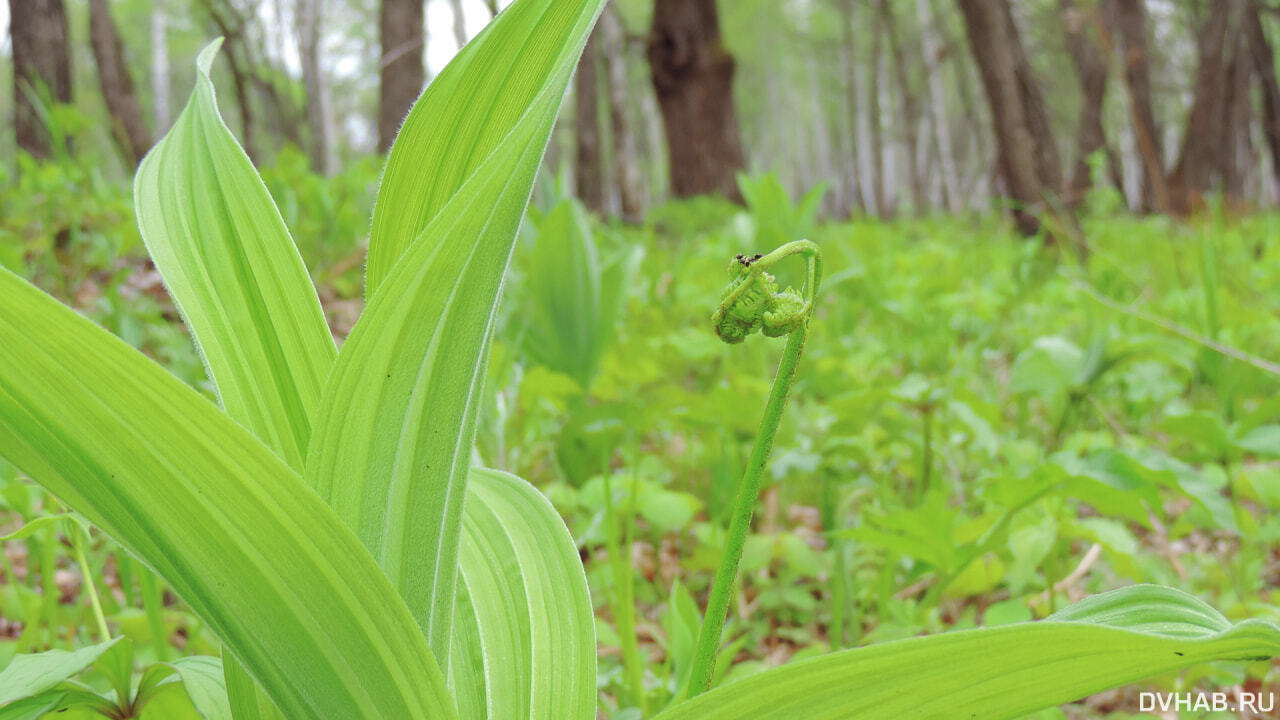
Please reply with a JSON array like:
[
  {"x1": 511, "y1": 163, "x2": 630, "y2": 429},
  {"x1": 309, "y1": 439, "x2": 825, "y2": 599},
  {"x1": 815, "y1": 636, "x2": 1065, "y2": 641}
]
[
  {"x1": 134, "y1": 40, "x2": 336, "y2": 471},
  {"x1": 305, "y1": 0, "x2": 605, "y2": 672},
  {"x1": 0, "y1": 268, "x2": 455, "y2": 720},
  {"x1": 652, "y1": 585, "x2": 1280, "y2": 720},
  {"x1": 365, "y1": 0, "x2": 607, "y2": 296},
  {"x1": 450, "y1": 469, "x2": 595, "y2": 720}
]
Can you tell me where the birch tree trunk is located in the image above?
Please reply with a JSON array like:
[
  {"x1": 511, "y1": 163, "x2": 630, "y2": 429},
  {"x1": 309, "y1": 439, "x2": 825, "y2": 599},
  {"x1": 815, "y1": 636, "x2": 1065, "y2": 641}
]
[
  {"x1": 298, "y1": 0, "x2": 335, "y2": 174},
  {"x1": 151, "y1": 2, "x2": 170, "y2": 132},
  {"x1": 600, "y1": 5, "x2": 642, "y2": 220},
  {"x1": 1248, "y1": 1, "x2": 1280, "y2": 200},
  {"x1": 869, "y1": 1, "x2": 888, "y2": 215},
  {"x1": 918, "y1": 0, "x2": 959, "y2": 212},
  {"x1": 839, "y1": 0, "x2": 865, "y2": 214},
  {"x1": 449, "y1": 0, "x2": 469, "y2": 48},
  {"x1": 882, "y1": 0, "x2": 924, "y2": 213}
]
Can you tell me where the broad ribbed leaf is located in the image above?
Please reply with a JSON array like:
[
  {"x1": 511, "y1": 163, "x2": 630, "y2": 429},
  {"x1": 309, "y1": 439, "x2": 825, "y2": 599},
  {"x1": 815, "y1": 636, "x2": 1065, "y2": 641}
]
[
  {"x1": 0, "y1": 638, "x2": 119, "y2": 706},
  {"x1": 654, "y1": 585, "x2": 1280, "y2": 720},
  {"x1": 135, "y1": 41, "x2": 337, "y2": 720},
  {"x1": 134, "y1": 41, "x2": 335, "y2": 471},
  {"x1": 366, "y1": 0, "x2": 607, "y2": 295},
  {"x1": 0, "y1": 268, "x2": 454, "y2": 720},
  {"x1": 449, "y1": 469, "x2": 595, "y2": 720},
  {"x1": 305, "y1": 0, "x2": 606, "y2": 671}
]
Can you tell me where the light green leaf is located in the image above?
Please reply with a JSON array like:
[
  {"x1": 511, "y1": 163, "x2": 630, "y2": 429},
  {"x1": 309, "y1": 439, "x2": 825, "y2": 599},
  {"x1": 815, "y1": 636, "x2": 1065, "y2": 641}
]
[
  {"x1": 0, "y1": 692, "x2": 68, "y2": 720},
  {"x1": 366, "y1": 0, "x2": 608, "y2": 296},
  {"x1": 169, "y1": 657, "x2": 232, "y2": 720},
  {"x1": 519, "y1": 199, "x2": 611, "y2": 388},
  {"x1": 135, "y1": 40, "x2": 339, "y2": 719},
  {"x1": 449, "y1": 468, "x2": 595, "y2": 720},
  {"x1": 0, "y1": 268, "x2": 453, "y2": 720},
  {"x1": 0, "y1": 513, "x2": 89, "y2": 542},
  {"x1": 305, "y1": 0, "x2": 606, "y2": 670},
  {"x1": 653, "y1": 585, "x2": 1280, "y2": 720},
  {"x1": 134, "y1": 41, "x2": 336, "y2": 471},
  {"x1": 0, "y1": 638, "x2": 119, "y2": 706}
]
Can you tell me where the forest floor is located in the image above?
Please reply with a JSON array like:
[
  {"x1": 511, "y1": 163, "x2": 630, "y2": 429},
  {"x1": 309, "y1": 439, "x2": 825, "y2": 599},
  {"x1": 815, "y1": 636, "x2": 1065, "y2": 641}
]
[{"x1": 3, "y1": 163, "x2": 1280, "y2": 718}]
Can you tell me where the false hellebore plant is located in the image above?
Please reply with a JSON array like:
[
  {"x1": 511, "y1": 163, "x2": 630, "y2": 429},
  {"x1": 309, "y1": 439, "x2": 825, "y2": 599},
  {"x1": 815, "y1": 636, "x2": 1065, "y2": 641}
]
[{"x1": 1, "y1": 0, "x2": 1279, "y2": 718}]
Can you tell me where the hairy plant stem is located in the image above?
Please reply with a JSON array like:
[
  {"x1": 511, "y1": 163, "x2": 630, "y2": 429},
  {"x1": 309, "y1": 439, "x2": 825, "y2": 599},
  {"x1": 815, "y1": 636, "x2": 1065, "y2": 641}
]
[{"x1": 686, "y1": 324, "x2": 809, "y2": 697}]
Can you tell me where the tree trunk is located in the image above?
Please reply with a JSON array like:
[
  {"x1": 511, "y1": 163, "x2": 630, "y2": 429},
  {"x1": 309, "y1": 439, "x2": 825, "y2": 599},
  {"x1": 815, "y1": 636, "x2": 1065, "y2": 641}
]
[
  {"x1": 199, "y1": 0, "x2": 259, "y2": 159},
  {"x1": 1248, "y1": 1, "x2": 1280, "y2": 199},
  {"x1": 448, "y1": 0, "x2": 468, "y2": 48},
  {"x1": 918, "y1": 0, "x2": 960, "y2": 212},
  {"x1": 89, "y1": 0, "x2": 151, "y2": 167},
  {"x1": 1060, "y1": 0, "x2": 1111, "y2": 208},
  {"x1": 1110, "y1": 0, "x2": 1166, "y2": 212},
  {"x1": 883, "y1": 0, "x2": 924, "y2": 213},
  {"x1": 947, "y1": 1, "x2": 991, "y2": 210},
  {"x1": 958, "y1": 0, "x2": 1064, "y2": 237},
  {"x1": 869, "y1": 1, "x2": 888, "y2": 215},
  {"x1": 1220, "y1": 18, "x2": 1253, "y2": 203},
  {"x1": 839, "y1": 0, "x2": 864, "y2": 214},
  {"x1": 379, "y1": 0, "x2": 425, "y2": 153},
  {"x1": 298, "y1": 0, "x2": 335, "y2": 174},
  {"x1": 9, "y1": 0, "x2": 72, "y2": 158},
  {"x1": 151, "y1": 3, "x2": 170, "y2": 131},
  {"x1": 600, "y1": 4, "x2": 642, "y2": 220},
  {"x1": 1166, "y1": 1, "x2": 1244, "y2": 215},
  {"x1": 575, "y1": 23, "x2": 606, "y2": 213},
  {"x1": 647, "y1": 0, "x2": 745, "y2": 201}
]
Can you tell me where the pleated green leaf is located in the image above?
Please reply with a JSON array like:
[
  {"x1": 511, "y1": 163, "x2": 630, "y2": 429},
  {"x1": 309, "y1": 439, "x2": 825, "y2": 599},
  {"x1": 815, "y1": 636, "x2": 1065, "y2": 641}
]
[
  {"x1": 134, "y1": 41, "x2": 335, "y2": 471},
  {"x1": 449, "y1": 469, "x2": 595, "y2": 720},
  {"x1": 305, "y1": 0, "x2": 606, "y2": 671},
  {"x1": 135, "y1": 40, "x2": 339, "y2": 720},
  {"x1": 0, "y1": 268, "x2": 454, "y2": 720},
  {"x1": 654, "y1": 585, "x2": 1280, "y2": 720},
  {"x1": 366, "y1": 0, "x2": 608, "y2": 296}
]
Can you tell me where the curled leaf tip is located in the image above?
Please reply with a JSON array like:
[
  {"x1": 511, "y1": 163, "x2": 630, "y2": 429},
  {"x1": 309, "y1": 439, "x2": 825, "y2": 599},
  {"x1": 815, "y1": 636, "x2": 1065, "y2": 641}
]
[{"x1": 712, "y1": 240, "x2": 822, "y2": 344}]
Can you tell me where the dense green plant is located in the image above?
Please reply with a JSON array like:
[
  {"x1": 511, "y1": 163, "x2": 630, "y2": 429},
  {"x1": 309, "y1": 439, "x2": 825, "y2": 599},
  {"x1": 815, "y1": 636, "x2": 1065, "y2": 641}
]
[{"x1": 2, "y1": 2, "x2": 1280, "y2": 719}]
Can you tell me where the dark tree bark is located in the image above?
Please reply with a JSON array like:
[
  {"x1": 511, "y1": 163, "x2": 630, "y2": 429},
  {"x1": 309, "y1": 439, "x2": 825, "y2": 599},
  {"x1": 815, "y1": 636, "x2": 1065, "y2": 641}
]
[
  {"x1": 9, "y1": 0, "x2": 72, "y2": 158},
  {"x1": 958, "y1": 0, "x2": 1064, "y2": 237},
  {"x1": 1167, "y1": 0, "x2": 1245, "y2": 215},
  {"x1": 601, "y1": 5, "x2": 642, "y2": 220},
  {"x1": 576, "y1": 23, "x2": 606, "y2": 213},
  {"x1": 379, "y1": 0, "x2": 426, "y2": 153},
  {"x1": 1060, "y1": 0, "x2": 1112, "y2": 207},
  {"x1": 89, "y1": 0, "x2": 151, "y2": 167},
  {"x1": 1110, "y1": 0, "x2": 1166, "y2": 212},
  {"x1": 647, "y1": 0, "x2": 745, "y2": 201},
  {"x1": 1249, "y1": 1, "x2": 1280, "y2": 197},
  {"x1": 1220, "y1": 17, "x2": 1253, "y2": 202}
]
